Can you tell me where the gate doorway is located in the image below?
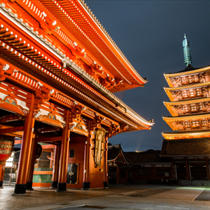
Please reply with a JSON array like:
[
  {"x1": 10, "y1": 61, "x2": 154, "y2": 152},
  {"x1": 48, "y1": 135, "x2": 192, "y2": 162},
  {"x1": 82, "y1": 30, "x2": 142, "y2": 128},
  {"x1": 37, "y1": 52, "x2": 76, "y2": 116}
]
[{"x1": 109, "y1": 167, "x2": 117, "y2": 184}]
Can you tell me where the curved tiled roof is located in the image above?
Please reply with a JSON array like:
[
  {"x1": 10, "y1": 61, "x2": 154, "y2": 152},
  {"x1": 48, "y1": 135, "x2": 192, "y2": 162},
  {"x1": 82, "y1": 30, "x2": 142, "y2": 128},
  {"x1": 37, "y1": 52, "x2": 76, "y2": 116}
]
[
  {"x1": 124, "y1": 150, "x2": 161, "y2": 164},
  {"x1": 108, "y1": 144, "x2": 122, "y2": 161}
]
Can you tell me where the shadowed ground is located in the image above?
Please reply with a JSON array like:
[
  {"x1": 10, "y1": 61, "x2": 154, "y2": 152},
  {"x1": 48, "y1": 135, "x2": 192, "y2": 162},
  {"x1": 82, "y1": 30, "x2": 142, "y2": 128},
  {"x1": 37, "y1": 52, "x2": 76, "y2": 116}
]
[{"x1": 0, "y1": 184, "x2": 210, "y2": 210}]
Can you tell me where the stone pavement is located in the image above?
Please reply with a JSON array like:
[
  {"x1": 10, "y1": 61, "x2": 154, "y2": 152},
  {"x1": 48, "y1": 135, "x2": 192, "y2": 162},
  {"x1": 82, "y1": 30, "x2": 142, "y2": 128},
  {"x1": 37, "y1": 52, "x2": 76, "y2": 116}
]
[{"x1": 0, "y1": 184, "x2": 210, "y2": 210}]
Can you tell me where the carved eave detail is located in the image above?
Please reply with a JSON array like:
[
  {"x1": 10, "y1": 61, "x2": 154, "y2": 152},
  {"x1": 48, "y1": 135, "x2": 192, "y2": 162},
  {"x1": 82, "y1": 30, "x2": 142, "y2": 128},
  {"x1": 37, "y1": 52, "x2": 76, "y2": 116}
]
[
  {"x1": 0, "y1": 1, "x2": 145, "y2": 93},
  {"x1": 162, "y1": 131, "x2": 210, "y2": 140},
  {"x1": 163, "y1": 113, "x2": 210, "y2": 132},
  {"x1": 164, "y1": 98, "x2": 210, "y2": 117},
  {"x1": 78, "y1": 0, "x2": 148, "y2": 85},
  {"x1": 164, "y1": 66, "x2": 210, "y2": 87},
  {"x1": 164, "y1": 82, "x2": 210, "y2": 102},
  {"x1": 0, "y1": 2, "x2": 153, "y2": 131}
]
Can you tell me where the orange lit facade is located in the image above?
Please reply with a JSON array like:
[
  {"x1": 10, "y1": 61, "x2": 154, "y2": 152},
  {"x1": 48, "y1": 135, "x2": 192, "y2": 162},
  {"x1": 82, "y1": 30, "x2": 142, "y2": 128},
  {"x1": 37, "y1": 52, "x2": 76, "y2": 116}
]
[{"x1": 0, "y1": 0, "x2": 154, "y2": 193}]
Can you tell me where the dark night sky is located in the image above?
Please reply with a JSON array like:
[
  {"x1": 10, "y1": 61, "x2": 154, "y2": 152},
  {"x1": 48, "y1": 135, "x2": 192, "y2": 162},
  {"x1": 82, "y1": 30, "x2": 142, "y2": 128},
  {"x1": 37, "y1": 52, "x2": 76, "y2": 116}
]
[{"x1": 85, "y1": 0, "x2": 210, "y2": 151}]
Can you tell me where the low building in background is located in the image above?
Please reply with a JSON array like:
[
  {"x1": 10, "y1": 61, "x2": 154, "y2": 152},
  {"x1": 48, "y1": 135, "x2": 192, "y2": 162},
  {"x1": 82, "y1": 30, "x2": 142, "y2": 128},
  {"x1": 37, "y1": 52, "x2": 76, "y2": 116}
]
[
  {"x1": 108, "y1": 145, "x2": 172, "y2": 185},
  {"x1": 160, "y1": 139, "x2": 210, "y2": 183}
]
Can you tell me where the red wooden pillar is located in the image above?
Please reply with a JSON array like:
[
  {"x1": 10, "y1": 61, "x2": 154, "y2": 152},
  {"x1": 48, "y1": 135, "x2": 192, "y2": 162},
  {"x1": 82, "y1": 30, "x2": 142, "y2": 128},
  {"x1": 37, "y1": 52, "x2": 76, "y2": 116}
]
[
  {"x1": 51, "y1": 144, "x2": 61, "y2": 188},
  {"x1": 14, "y1": 94, "x2": 35, "y2": 194},
  {"x1": 103, "y1": 136, "x2": 108, "y2": 188},
  {"x1": 26, "y1": 140, "x2": 37, "y2": 190},
  {"x1": 57, "y1": 110, "x2": 70, "y2": 192},
  {"x1": 0, "y1": 161, "x2": 5, "y2": 188},
  {"x1": 83, "y1": 134, "x2": 90, "y2": 189},
  {"x1": 205, "y1": 158, "x2": 210, "y2": 180}
]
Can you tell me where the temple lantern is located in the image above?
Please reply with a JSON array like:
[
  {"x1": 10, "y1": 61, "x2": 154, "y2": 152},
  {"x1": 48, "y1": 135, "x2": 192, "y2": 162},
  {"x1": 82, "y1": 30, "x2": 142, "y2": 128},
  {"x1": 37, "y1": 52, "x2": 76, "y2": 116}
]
[
  {"x1": 189, "y1": 89, "x2": 196, "y2": 98},
  {"x1": 182, "y1": 90, "x2": 189, "y2": 98},
  {"x1": 190, "y1": 104, "x2": 198, "y2": 112},
  {"x1": 183, "y1": 104, "x2": 190, "y2": 113},
  {"x1": 181, "y1": 76, "x2": 188, "y2": 85},
  {"x1": 196, "y1": 88, "x2": 202, "y2": 97},
  {"x1": 0, "y1": 136, "x2": 14, "y2": 162},
  {"x1": 199, "y1": 103, "x2": 205, "y2": 111},
  {"x1": 191, "y1": 120, "x2": 200, "y2": 128},
  {"x1": 183, "y1": 121, "x2": 191, "y2": 128},
  {"x1": 194, "y1": 75, "x2": 199, "y2": 83},
  {"x1": 201, "y1": 119, "x2": 208, "y2": 127},
  {"x1": 188, "y1": 75, "x2": 194, "y2": 84}
]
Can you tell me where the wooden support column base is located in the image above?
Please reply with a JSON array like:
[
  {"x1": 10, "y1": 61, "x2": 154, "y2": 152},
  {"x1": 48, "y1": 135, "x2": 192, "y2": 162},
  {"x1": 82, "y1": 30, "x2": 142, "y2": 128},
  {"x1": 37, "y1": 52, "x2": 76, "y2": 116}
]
[
  {"x1": 51, "y1": 181, "x2": 58, "y2": 188},
  {"x1": 26, "y1": 182, "x2": 33, "y2": 191},
  {"x1": 56, "y1": 183, "x2": 66, "y2": 192},
  {"x1": 0, "y1": 181, "x2": 3, "y2": 188},
  {"x1": 103, "y1": 182, "x2": 108, "y2": 188},
  {"x1": 14, "y1": 184, "x2": 26, "y2": 194},
  {"x1": 83, "y1": 182, "x2": 90, "y2": 190}
]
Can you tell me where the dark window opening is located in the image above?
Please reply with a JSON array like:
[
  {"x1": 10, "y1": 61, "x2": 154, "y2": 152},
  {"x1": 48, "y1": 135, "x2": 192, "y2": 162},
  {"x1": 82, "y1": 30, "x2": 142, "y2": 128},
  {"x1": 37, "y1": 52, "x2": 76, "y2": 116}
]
[
  {"x1": 120, "y1": 170, "x2": 126, "y2": 178},
  {"x1": 138, "y1": 169, "x2": 151, "y2": 176},
  {"x1": 70, "y1": 149, "x2": 74, "y2": 158},
  {"x1": 156, "y1": 169, "x2": 171, "y2": 177}
]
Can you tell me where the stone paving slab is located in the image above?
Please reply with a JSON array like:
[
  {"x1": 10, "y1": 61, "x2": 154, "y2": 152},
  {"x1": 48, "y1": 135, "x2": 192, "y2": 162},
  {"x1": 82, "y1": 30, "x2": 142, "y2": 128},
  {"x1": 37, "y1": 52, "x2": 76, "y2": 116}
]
[
  {"x1": 0, "y1": 185, "x2": 210, "y2": 210},
  {"x1": 195, "y1": 190, "x2": 210, "y2": 201}
]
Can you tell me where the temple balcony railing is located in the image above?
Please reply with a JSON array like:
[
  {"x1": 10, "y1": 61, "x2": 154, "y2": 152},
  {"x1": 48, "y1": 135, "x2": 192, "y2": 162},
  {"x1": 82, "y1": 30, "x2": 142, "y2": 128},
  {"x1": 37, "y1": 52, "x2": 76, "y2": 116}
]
[
  {"x1": 169, "y1": 72, "x2": 210, "y2": 88},
  {"x1": 164, "y1": 83, "x2": 210, "y2": 102},
  {"x1": 163, "y1": 114, "x2": 210, "y2": 132},
  {"x1": 170, "y1": 120, "x2": 210, "y2": 132},
  {"x1": 164, "y1": 66, "x2": 210, "y2": 88},
  {"x1": 172, "y1": 103, "x2": 210, "y2": 116}
]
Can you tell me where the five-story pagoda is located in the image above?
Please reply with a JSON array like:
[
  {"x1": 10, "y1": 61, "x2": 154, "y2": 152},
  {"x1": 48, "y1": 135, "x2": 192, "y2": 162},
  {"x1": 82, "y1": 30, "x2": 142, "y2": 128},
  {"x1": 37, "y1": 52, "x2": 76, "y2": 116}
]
[
  {"x1": 161, "y1": 35, "x2": 210, "y2": 181},
  {"x1": 163, "y1": 35, "x2": 210, "y2": 139}
]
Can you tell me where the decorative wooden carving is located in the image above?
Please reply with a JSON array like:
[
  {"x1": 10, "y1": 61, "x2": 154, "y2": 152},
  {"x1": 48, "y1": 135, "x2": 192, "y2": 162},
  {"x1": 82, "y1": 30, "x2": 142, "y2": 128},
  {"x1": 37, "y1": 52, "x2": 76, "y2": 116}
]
[
  {"x1": 94, "y1": 128, "x2": 106, "y2": 168},
  {"x1": 0, "y1": 63, "x2": 13, "y2": 82},
  {"x1": 171, "y1": 86, "x2": 210, "y2": 101},
  {"x1": 0, "y1": 114, "x2": 23, "y2": 123},
  {"x1": 34, "y1": 87, "x2": 50, "y2": 110},
  {"x1": 170, "y1": 72, "x2": 208, "y2": 87},
  {"x1": 0, "y1": 81, "x2": 31, "y2": 115},
  {"x1": 172, "y1": 101, "x2": 210, "y2": 116},
  {"x1": 171, "y1": 91, "x2": 182, "y2": 101},
  {"x1": 69, "y1": 115, "x2": 88, "y2": 136},
  {"x1": 170, "y1": 117, "x2": 210, "y2": 131},
  {"x1": 34, "y1": 101, "x2": 66, "y2": 128},
  {"x1": 36, "y1": 127, "x2": 61, "y2": 134}
]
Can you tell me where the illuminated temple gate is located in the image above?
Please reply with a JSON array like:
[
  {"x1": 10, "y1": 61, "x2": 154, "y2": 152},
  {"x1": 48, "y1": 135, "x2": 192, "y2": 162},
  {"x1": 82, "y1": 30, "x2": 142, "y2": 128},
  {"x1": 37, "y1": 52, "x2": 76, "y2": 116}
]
[{"x1": 0, "y1": 0, "x2": 154, "y2": 194}]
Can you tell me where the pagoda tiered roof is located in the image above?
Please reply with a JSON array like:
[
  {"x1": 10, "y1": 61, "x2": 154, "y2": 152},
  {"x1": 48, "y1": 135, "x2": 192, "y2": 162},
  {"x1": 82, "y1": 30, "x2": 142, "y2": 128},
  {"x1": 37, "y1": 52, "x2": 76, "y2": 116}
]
[
  {"x1": 164, "y1": 66, "x2": 210, "y2": 87},
  {"x1": 163, "y1": 113, "x2": 210, "y2": 131},
  {"x1": 163, "y1": 98, "x2": 210, "y2": 116},
  {"x1": 164, "y1": 82, "x2": 210, "y2": 102},
  {"x1": 162, "y1": 37, "x2": 210, "y2": 141}
]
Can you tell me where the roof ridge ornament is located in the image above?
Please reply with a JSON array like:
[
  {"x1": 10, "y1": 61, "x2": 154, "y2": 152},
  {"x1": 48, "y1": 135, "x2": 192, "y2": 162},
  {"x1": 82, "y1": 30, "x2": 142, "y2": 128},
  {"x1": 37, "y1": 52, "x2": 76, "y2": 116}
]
[{"x1": 182, "y1": 34, "x2": 193, "y2": 68}]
